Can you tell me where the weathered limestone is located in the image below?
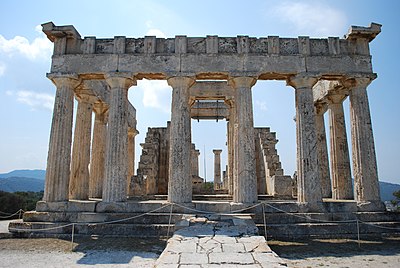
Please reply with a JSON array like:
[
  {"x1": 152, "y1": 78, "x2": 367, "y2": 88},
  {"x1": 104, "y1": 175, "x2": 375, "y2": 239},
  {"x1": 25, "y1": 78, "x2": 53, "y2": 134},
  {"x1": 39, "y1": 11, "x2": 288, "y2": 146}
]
[
  {"x1": 191, "y1": 148, "x2": 200, "y2": 178},
  {"x1": 230, "y1": 77, "x2": 257, "y2": 203},
  {"x1": 167, "y1": 76, "x2": 195, "y2": 203},
  {"x1": 127, "y1": 128, "x2": 138, "y2": 194},
  {"x1": 315, "y1": 103, "x2": 332, "y2": 198},
  {"x1": 40, "y1": 23, "x2": 383, "y2": 211},
  {"x1": 69, "y1": 95, "x2": 93, "y2": 200},
  {"x1": 288, "y1": 75, "x2": 322, "y2": 205},
  {"x1": 328, "y1": 95, "x2": 353, "y2": 200},
  {"x1": 348, "y1": 77, "x2": 380, "y2": 203},
  {"x1": 103, "y1": 72, "x2": 136, "y2": 202},
  {"x1": 213, "y1": 149, "x2": 222, "y2": 189},
  {"x1": 43, "y1": 73, "x2": 80, "y2": 202},
  {"x1": 89, "y1": 103, "x2": 108, "y2": 198}
]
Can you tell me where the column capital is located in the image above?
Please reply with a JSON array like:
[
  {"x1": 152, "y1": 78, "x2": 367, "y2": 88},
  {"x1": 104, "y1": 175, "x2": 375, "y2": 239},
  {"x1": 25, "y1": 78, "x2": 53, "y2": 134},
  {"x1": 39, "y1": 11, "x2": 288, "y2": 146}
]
[
  {"x1": 327, "y1": 94, "x2": 346, "y2": 104},
  {"x1": 75, "y1": 92, "x2": 97, "y2": 104},
  {"x1": 229, "y1": 77, "x2": 257, "y2": 88},
  {"x1": 213, "y1": 149, "x2": 223, "y2": 154},
  {"x1": 128, "y1": 128, "x2": 139, "y2": 136},
  {"x1": 342, "y1": 75, "x2": 376, "y2": 90},
  {"x1": 105, "y1": 72, "x2": 136, "y2": 89},
  {"x1": 46, "y1": 73, "x2": 81, "y2": 88},
  {"x1": 167, "y1": 76, "x2": 196, "y2": 88},
  {"x1": 287, "y1": 74, "x2": 318, "y2": 89},
  {"x1": 314, "y1": 101, "x2": 328, "y2": 115}
]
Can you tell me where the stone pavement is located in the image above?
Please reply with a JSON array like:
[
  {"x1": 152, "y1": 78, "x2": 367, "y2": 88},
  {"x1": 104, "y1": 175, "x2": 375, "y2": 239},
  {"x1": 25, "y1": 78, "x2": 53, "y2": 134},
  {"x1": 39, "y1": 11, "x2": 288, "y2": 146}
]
[{"x1": 154, "y1": 215, "x2": 287, "y2": 267}]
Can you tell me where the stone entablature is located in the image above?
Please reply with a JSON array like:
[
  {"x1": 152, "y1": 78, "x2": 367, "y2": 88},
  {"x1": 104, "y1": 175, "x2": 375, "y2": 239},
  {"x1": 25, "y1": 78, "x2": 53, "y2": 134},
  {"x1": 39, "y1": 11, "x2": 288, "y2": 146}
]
[{"x1": 42, "y1": 22, "x2": 380, "y2": 79}]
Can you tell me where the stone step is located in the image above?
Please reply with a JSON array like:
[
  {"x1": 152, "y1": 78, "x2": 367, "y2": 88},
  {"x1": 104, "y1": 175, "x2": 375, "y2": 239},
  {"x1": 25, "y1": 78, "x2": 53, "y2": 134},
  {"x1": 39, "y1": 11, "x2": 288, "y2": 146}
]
[
  {"x1": 23, "y1": 211, "x2": 186, "y2": 224},
  {"x1": 257, "y1": 221, "x2": 400, "y2": 239},
  {"x1": 9, "y1": 221, "x2": 175, "y2": 237},
  {"x1": 253, "y1": 211, "x2": 400, "y2": 224}
]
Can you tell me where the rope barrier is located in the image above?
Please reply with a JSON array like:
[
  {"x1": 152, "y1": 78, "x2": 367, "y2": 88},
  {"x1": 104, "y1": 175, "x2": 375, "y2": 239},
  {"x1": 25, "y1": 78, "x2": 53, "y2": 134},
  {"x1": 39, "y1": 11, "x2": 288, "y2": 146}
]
[
  {"x1": 0, "y1": 209, "x2": 25, "y2": 219},
  {"x1": 6, "y1": 201, "x2": 400, "y2": 235},
  {"x1": 8, "y1": 204, "x2": 172, "y2": 232}
]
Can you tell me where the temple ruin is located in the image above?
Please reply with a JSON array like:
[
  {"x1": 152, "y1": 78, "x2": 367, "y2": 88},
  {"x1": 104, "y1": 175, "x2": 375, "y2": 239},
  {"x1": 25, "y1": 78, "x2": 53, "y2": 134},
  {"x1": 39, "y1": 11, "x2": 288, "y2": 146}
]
[{"x1": 10, "y1": 22, "x2": 398, "y2": 239}]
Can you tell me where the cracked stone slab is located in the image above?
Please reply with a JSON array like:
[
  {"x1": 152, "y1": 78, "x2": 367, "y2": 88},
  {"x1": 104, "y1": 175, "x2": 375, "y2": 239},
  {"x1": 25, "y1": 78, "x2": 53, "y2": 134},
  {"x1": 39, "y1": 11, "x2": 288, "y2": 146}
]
[
  {"x1": 209, "y1": 252, "x2": 255, "y2": 264},
  {"x1": 180, "y1": 252, "x2": 209, "y2": 265}
]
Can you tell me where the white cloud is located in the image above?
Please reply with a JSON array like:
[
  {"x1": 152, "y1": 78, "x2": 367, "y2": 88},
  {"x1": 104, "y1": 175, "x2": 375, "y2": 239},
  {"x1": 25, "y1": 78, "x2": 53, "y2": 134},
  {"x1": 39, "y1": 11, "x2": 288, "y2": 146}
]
[
  {"x1": 270, "y1": 1, "x2": 347, "y2": 36},
  {"x1": 0, "y1": 62, "x2": 5, "y2": 76},
  {"x1": 138, "y1": 79, "x2": 171, "y2": 113},
  {"x1": 15, "y1": 90, "x2": 54, "y2": 111},
  {"x1": 146, "y1": 28, "x2": 166, "y2": 38},
  {"x1": 0, "y1": 25, "x2": 52, "y2": 60}
]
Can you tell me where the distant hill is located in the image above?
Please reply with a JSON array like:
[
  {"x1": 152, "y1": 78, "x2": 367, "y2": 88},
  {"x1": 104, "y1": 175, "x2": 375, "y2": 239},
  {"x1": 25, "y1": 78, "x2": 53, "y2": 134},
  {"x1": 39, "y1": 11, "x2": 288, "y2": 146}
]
[
  {"x1": 380, "y1": 181, "x2": 400, "y2": 202},
  {"x1": 0, "y1": 169, "x2": 45, "y2": 180},
  {"x1": 0, "y1": 177, "x2": 44, "y2": 192},
  {"x1": 0, "y1": 169, "x2": 398, "y2": 201}
]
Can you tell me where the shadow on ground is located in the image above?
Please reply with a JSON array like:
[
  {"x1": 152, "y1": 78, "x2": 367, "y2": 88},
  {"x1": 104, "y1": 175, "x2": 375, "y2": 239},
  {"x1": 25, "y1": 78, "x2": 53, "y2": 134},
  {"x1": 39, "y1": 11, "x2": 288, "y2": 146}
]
[
  {"x1": 268, "y1": 236, "x2": 400, "y2": 260},
  {"x1": 72, "y1": 236, "x2": 167, "y2": 265}
]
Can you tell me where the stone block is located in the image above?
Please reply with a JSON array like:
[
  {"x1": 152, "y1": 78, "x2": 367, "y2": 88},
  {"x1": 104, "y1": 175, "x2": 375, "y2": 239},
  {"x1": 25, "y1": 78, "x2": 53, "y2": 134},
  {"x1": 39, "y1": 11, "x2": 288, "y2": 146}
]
[
  {"x1": 271, "y1": 175, "x2": 292, "y2": 197},
  {"x1": 36, "y1": 201, "x2": 97, "y2": 212},
  {"x1": 180, "y1": 253, "x2": 208, "y2": 265},
  {"x1": 209, "y1": 252, "x2": 254, "y2": 264}
]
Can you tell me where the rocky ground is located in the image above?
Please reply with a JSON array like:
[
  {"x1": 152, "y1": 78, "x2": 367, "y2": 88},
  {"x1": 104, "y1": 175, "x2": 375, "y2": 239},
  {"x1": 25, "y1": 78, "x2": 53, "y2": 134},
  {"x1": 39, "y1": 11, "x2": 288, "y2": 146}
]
[
  {"x1": 0, "y1": 236, "x2": 399, "y2": 267},
  {"x1": 269, "y1": 236, "x2": 400, "y2": 268}
]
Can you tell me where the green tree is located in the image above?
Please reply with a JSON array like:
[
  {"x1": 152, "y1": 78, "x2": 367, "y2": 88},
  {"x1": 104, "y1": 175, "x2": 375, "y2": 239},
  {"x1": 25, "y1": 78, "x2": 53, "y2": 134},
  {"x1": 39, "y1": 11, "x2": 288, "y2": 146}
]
[{"x1": 391, "y1": 190, "x2": 400, "y2": 211}]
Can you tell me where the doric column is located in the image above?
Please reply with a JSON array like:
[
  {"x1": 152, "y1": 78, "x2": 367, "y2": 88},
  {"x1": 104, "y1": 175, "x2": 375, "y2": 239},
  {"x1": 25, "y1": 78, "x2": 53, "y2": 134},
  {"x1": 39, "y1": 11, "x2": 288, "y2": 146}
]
[
  {"x1": 191, "y1": 149, "x2": 200, "y2": 177},
  {"x1": 348, "y1": 77, "x2": 381, "y2": 203},
  {"x1": 230, "y1": 77, "x2": 257, "y2": 203},
  {"x1": 103, "y1": 72, "x2": 136, "y2": 202},
  {"x1": 213, "y1": 149, "x2": 222, "y2": 189},
  {"x1": 167, "y1": 76, "x2": 195, "y2": 203},
  {"x1": 288, "y1": 74, "x2": 322, "y2": 204},
  {"x1": 43, "y1": 73, "x2": 80, "y2": 202},
  {"x1": 89, "y1": 103, "x2": 108, "y2": 198},
  {"x1": 127, "y1": 128, "x2": 138, "y2": 194},
  {"x1": 315, "y1": 103, "x2": 331, "y2": 198},
  {"x1": 227, "y1": 119, "x2": 234, "y2": 195},
  {"x1": 328, "y1": 95, "x2": 353, "y2": 200},
  {"x1": 69, "y1": 95, "x2": 93, "y2": 200}
]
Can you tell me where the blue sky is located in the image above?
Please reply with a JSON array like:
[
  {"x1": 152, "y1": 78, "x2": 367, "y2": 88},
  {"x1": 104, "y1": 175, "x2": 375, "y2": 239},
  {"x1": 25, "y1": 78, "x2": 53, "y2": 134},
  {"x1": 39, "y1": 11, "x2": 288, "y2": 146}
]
[{"x1": 0, "y1": 0, "x2": 399, "y2": 184}]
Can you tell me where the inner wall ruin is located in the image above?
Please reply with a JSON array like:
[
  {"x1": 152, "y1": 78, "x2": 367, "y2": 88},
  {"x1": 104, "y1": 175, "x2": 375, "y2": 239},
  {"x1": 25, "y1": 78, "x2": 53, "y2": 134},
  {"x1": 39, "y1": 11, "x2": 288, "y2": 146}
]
[{"x1": 41, "y1": 21, "x2": 383, "y2": 210}]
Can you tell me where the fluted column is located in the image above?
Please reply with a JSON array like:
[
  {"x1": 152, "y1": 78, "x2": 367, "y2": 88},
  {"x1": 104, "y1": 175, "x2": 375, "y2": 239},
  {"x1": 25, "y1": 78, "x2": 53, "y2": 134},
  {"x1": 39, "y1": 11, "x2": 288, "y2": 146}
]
[
  {"x1": 315, "y1": 103, "x2": 331, "y2": 198},
  {"x1": 127, "y1": 128, "x2": 138, "y2": 194},
  {"x1": 167, "y1": 76, "x2": 195, "y2": 203},
  {"x1": 103, "y1": 72, "x2": 136, "y2": 202},
  {"x1": 43, "y1": 73, "x2": 80, "y2": 202},
  {"x1": 89, "y1": 103, "x2": 108, "y2": 198},
  {"x1": 288, "y1": 75, "x2": 322, "y2": 204},
  {"x1": 328, "y1": 95, "x2": 353, "y2": 200},
  {"x1": 349, "y1": 77, "x2": 380, "y2": 203},
  {"x1": 213, "y1": 149, "x2": 222, "y2": 189},
  {"x1": 227, "y1": 119, "x2": 234, "y2": 195},
  {"x1": 230, "y1": 77, "x2": 257, "y2": 203},
  {"x1": 191, "y1": 149, "x2": 200, "y2": 177},
  {"x1": 69, "y1": 95, "x2": 93, "y2": 200}
]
